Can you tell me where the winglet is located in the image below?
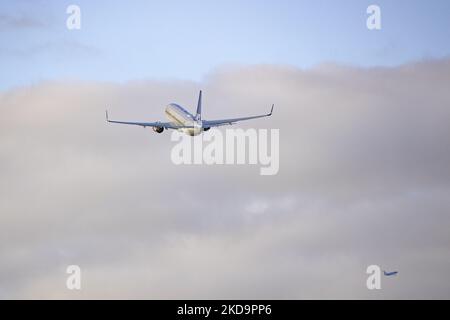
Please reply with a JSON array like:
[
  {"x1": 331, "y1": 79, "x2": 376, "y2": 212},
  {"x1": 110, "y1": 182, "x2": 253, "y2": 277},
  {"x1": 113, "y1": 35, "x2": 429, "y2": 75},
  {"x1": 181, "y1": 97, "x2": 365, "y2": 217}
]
[
  {"x1": 106, "y1": 110, "x2": 113, "y2": 123},
  {"x1": 268, "y1": 104, "x2": 274, "y2": 116}
]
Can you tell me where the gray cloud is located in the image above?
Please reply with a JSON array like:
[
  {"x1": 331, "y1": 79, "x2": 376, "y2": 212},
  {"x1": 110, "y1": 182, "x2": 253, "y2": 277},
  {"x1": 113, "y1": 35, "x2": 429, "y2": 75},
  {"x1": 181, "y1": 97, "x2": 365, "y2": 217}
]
[
  {"x1": 0, "y1": 11, "x2": 99, "y2": 60},
  {"x1": 0, "y1": 13, "x2": 48, "y2": 31},
  {"x1": 0, "y1": 39, "x2": 102, "y2": 60},
  {"x1": 0, "y1": 59, "x2": 450, "y2": 299}
]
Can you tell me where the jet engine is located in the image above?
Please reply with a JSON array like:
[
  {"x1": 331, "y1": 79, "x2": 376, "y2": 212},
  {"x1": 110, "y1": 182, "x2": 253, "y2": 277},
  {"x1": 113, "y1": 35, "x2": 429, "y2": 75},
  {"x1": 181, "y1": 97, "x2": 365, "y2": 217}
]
[{"x1": 153, "y1": 126, "x2": 164, "y2": 133}]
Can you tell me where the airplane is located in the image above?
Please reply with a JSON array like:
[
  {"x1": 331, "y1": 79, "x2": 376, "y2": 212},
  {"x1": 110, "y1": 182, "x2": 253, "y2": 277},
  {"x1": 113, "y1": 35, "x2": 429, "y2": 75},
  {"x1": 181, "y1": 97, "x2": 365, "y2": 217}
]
[{"x1": 106, "y1": 90, "x2": 274, "y2": 136}]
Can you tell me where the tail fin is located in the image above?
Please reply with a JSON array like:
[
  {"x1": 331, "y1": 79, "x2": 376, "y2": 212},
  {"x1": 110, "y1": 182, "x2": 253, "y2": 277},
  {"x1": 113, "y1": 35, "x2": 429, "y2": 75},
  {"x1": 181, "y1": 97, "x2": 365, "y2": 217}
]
[{"x1": 195, "y1": 90, "x2": 202, "y2": 121}]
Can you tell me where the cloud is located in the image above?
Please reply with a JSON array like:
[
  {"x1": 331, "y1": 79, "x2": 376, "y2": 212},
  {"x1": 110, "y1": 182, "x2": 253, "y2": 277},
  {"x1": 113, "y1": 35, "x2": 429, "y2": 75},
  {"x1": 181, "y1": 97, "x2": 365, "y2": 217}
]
[
  {"x1": 0, "y1": 13, "x2": 48, "y2": 31},
  {"x1": 0, "y1": 39, "x2": 102, "y2": 60},
  {"x1": 0, "y1": 59, "x2": 450, "y2": 299},
  {"x1": 0, "y1": 12, "x2": 99, "y2": 60}
]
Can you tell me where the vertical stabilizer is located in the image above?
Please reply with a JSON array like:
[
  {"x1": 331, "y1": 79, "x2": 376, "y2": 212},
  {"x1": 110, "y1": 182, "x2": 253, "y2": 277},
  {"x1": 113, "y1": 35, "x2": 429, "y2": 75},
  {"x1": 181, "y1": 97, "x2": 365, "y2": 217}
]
[{"x1": 195, "y1": 90, "x2": 202, "y2": 121}]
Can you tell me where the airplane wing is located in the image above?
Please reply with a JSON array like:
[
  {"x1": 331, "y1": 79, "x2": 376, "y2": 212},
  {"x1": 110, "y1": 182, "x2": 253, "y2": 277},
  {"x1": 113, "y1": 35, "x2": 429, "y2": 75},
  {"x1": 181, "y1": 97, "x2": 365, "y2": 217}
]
[
  {"x1": 383, "y1": 271, "x2": 398, "y2": 276},
  {"x1": 105, "y1": 111, "x2": 193, "y2": 129},
  {"x1": 202, "y1": 104, "x2": 274, "y2": 127}
]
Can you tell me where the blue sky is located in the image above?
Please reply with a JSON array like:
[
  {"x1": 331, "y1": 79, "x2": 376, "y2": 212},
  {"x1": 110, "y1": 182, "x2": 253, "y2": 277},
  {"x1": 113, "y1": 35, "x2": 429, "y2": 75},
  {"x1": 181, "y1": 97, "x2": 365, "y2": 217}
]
[{"x1": 0, "y1": 0, "x2": 449, "y2": 90}]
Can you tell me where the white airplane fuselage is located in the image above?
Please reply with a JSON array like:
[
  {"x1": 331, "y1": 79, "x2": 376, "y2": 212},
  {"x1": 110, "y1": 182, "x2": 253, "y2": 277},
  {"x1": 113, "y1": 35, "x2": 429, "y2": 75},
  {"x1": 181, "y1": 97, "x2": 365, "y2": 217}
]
[{"x1": 165, "y1": 103, "x2": 203, "y2": 136}]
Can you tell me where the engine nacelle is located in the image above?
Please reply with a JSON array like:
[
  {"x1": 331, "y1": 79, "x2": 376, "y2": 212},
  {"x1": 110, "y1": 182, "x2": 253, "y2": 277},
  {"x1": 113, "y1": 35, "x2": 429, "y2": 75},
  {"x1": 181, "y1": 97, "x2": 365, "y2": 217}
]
[
  {"x1": 152, "y1": 126, "x2": 164, "y2": 133},
  {"x1": 203, "y1": 127, "x2": 211, "y2": 132}
]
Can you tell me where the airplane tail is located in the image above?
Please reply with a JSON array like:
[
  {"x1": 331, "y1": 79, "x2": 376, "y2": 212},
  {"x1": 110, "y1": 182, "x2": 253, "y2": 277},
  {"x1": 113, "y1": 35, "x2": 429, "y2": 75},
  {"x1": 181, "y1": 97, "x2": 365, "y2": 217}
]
[{"x1": 195, "y1": 90, "x2": 202, "y2": 121}]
